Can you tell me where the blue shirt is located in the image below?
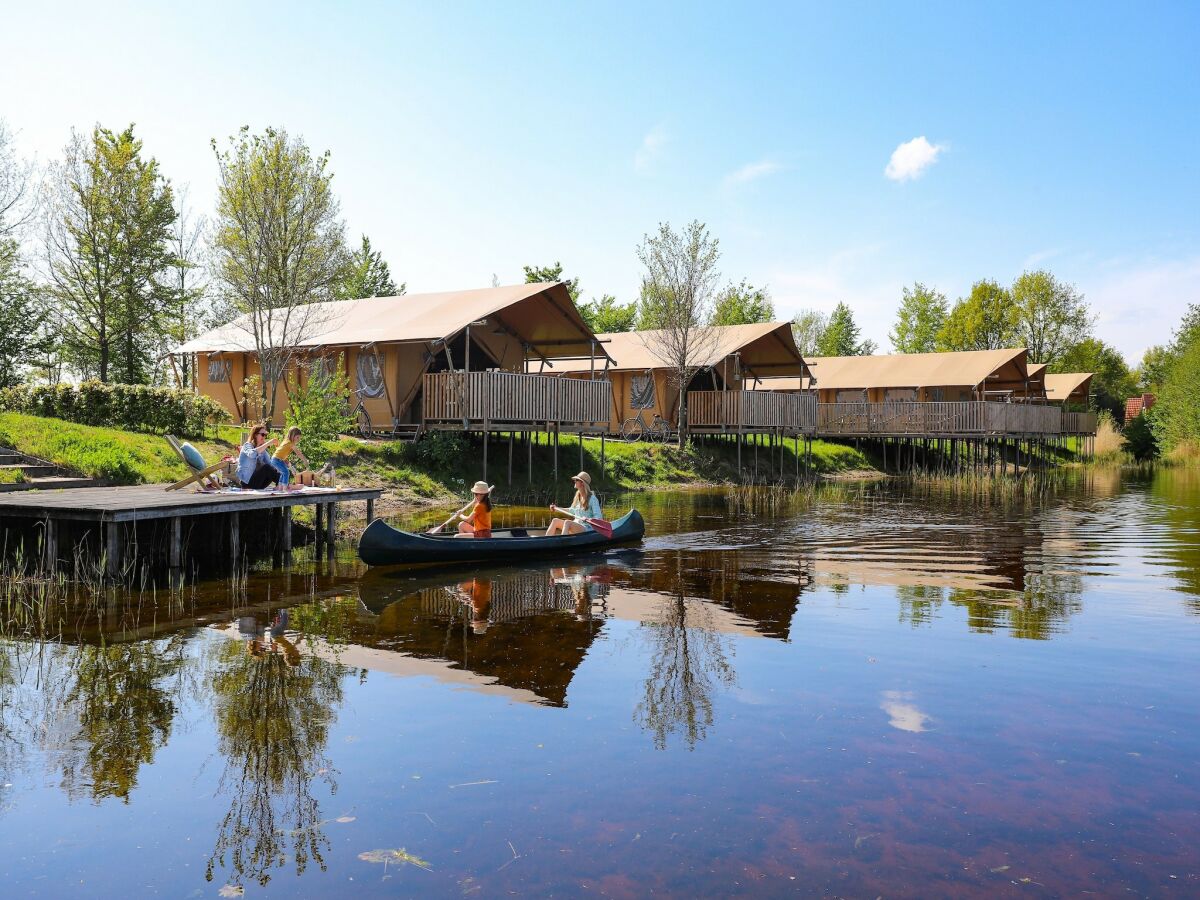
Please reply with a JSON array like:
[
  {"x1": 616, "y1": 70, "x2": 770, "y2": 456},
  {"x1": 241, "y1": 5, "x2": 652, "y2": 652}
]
[
  {"x1": 567, "y1": 494, "x2": 602, "y2": 522},
  {"x1": 237, "y1": 441, "x2": 271, "y2": 485}
]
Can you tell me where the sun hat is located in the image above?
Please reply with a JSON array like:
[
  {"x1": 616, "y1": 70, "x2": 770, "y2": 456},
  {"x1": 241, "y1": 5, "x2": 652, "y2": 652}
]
[
  {"x1": 572, "y1": 471, "x2": 591, "y2": 486},
  {"x1": 471, "y1": 481, "x2": 492, "y2": 494}
]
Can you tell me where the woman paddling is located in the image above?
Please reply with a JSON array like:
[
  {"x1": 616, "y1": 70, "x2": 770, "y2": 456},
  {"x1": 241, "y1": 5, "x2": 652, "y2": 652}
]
[
  {"x1": 455, "y1": 481, "x2": 494, "y2": 538},
  {"x1": 546, "y1": 471, "x2": 602, "y2": 536}
]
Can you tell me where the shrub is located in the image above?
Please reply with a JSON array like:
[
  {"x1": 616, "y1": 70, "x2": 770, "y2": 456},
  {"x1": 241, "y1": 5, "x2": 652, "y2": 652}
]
[
  {"x1": 407, "y1": 432, "x2": 469, "y2": 472},
  {"x1": 284, "y1": 357, "x2": 356, "y2": 462},
  {"x1": 0, "y1": 381, "x2": 228, "y2": 438},
  {"x1": 1122, "y1": 411, "x2": 1159, "y2": 461}
]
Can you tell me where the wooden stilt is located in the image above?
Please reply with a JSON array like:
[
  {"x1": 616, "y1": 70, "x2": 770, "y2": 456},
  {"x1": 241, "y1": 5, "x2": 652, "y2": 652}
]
[
  {"x1": 508, "y1": 431, "x2": 514, "y2": 485},
  {"x1": 315, "y1": 503, "x2": 324, "y2": 552},
  {"x1": 365, "y1": 497, "x2": 375, "y2": 524},
  {"x1": 601, "y1": 434, "x2": 606, "y2": 480},
  {"x1": 281, "y1": 506, "x2": 292, "y2": 554},
  {"x1": 483, "y1": 430, "x2": 488, "y2": 482},
  {"x1": 228, "y1": 512, "x2": 239, "y2": 572},
  {"x1": 325, "y1": 503, "x2": 336, "y2": 557},
  {"x1": 169, "y1": 516, "x2": 181, "y2": 570},
  {"x1": 43, "y1": 517, "x2": 57, "y2": 573},
  {"x1": 105, "y1": 520, "x2": 122, "y2": 579}
]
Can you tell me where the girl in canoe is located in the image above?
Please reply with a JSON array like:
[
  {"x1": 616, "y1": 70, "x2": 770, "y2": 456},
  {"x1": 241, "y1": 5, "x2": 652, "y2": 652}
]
[
  {"x1": 456, "y1": 481, "x2": 493, "y2": 538},
  {"x1": 546, "y1": 471, "x2": 602, "y2": 536}
]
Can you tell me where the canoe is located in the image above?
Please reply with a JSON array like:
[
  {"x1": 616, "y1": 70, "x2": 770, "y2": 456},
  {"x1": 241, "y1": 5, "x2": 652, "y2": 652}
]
[{"x1": 357, "y1": 509, "x2": 645, "y2": 567}]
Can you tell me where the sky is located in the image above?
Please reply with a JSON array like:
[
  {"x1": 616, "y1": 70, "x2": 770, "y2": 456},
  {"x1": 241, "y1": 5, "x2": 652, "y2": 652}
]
[{"x1": 2, "y1": 1, "x2": 1197, "y2": 362}]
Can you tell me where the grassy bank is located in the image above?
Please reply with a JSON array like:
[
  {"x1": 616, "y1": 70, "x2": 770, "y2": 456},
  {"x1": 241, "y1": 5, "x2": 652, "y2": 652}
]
[{"x1": 0, "y1": 412, "x2": 874, "y2": 498}]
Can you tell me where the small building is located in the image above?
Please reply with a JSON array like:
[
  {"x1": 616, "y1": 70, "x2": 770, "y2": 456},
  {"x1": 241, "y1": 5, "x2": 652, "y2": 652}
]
[
  {"x1": 175, "y1": 283, "x2": 611, "y2": 434},
  {"x1": 555, "y1": 322, "x2": 812, "y2": 435}
]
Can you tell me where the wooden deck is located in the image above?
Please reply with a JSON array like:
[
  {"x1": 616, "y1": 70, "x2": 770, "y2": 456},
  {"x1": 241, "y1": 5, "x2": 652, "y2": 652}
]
[
  {"x1": 687, "y1": 390, "x2": 817, "y2": 434},
  {"x1": 423, "y1": 371, "x2": 611, "y2": 430},
  {"x1": 815, "y1": 400, "x2": 1073, "y2": 437}
]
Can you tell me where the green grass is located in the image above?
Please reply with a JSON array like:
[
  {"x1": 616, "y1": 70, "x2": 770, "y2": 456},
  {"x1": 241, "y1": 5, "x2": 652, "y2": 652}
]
[
  {"x1": 0, "y1": 468, "x2": 23, "y2": 484},
  {"x1": 0, "y1": 412, "x2": 236, "y2": 485}
]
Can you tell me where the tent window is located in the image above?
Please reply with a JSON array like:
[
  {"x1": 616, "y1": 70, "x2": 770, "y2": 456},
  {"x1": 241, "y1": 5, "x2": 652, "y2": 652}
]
[
  {"x1": 207, "y1": 359, "x2": 231, "y2": 383},
  {"x1": 885, "y1": 388, "x2": 916, "y2": 401},
  {"x1": 308, "y1": 356, "x2": 333, "y2": 388},
  {"x1": 836, "y1": 389, "x2": 866, "y2": 403},
  {"x1": 356, "y1": 352, "x2": 385, "y2": 398},
  {"x1": 930, "y1": 387, "x2": 945, "y2": 402},
  {"x1": 630, "y1": 373, "x2": 656, "y2": 409}
]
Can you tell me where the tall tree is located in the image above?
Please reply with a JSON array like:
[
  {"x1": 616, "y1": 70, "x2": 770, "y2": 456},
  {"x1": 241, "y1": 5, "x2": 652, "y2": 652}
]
[
  {"x1": 42, "y1": 126, "x2": 177, "y2": 383},
  {"x1": 890, "y1": 282, "x2": 948, "y2": 353},
  {"x1": 817, "y1": 302, "x2": 876, "y2": 356},
  {"x1": 579, "y1": 293, "x2": 637, "y2": 333},
  {"x1": 0, "y1": 119, "x2": 35, "y2": 240},
  {"x1": 1011, "y1": 269, "x2": 1093, "y2": 365},
  {"x1": 212, "y1": 127, "x2": 350, "y2": 420},
  {"x1": 0, "y1": 238, "x2": 50, "y2": 387},
  {"x1": 523, "y1": 261, "x2": 580, "y2": 303},
  {"x1": 791, "y1": 308, "x2": 829, "y2": 358},
  {"x1": 1053, "y1": 338, "x2": 1136, "y2": 418},
  {"x1": 635, "y1": 220, "x2": 722, "y2": 446},
  {"x1": 338, "y1": 234, "x2": 402, "y2": 299},
  {"x1": 710, "y1": 279, "x2": 775, "y2": 326},
  {"x1": 937, "y1": 279, "x2": 1018, "y2": 351},
  {"x1": 1137, "y1": 344, "x2": 1172, "y2": 392}
]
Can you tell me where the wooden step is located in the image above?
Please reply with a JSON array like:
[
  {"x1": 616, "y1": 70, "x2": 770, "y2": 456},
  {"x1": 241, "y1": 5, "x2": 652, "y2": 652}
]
[
  {"x1": 0, "y1": 477, "x2": 99, "y2": 493},
  {"x1": 0, "y1": 463, "x2": 59, "y2": 478}
]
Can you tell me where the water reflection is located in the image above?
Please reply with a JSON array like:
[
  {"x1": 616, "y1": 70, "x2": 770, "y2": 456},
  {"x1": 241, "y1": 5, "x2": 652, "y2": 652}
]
[{"x1": 206, "y1": 615, "x2": 347, "y2": 888}]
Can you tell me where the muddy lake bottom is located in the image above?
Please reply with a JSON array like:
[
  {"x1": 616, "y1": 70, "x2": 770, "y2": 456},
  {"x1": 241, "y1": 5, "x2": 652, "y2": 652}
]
[{"x1": 2, "y1": 471, "x2": 1199, "y2": 897}]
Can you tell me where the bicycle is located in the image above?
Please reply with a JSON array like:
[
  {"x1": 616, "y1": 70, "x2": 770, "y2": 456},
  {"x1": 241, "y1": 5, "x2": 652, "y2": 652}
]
[
  {"x1": 621, "y1": 409, "x2": 672, "y2": 443},
  {"x1": 342, "y1": 388, "x2": 375, "y2": 438}
]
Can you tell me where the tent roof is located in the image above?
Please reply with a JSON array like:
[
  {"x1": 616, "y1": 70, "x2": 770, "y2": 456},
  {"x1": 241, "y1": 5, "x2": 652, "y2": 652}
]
[
  {"x1": 176, "y1": 282, "x2": 605, "y2": 360},
  {"x1": 806, "y1": 348, "x2": 1028, "y2": 390},
  {"x1": 558, "y1": 322, "x2": 807, "y2": 376},
  {"x1": 1045, "y1": 372, "x2": 1093, "y2": 403}
]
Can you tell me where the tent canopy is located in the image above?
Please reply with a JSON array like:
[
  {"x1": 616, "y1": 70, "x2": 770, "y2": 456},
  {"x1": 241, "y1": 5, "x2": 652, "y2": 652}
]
[
  {"x1": 805, "y1": 348, "x2": 1028, "y2": 391},
  {"x1": 557, "y1": 322, "x2": 808, "y2": 377},
  {"x1": 175, "y1": 282, "x2": 607, "y2": 361},
  {"x1": 1045, "y1": 372, "x2": 1093, "y2": 403}
]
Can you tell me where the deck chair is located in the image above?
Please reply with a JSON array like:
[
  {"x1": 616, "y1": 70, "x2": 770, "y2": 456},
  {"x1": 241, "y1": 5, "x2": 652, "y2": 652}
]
[{"x1": 165, "y1": 434, "x2": 233, "y2": 491}]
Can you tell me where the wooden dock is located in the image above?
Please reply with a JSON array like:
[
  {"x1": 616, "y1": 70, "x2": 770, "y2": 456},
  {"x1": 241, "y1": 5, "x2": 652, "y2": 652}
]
[{"x1": 0, "y1": 484, "x2": 381, "y2": 578}]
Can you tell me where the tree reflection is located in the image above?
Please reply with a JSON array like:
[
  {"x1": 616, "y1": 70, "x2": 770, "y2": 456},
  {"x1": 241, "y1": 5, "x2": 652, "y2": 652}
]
[
  {"x1": 58, "y1": 636, "x2": 188, "y2": 803},
  {"x1": 634, "y1": 557, "x2": 736, "y2": 750},
  {"x1": 205, "y1": 632, "x2": 346, "y2": 889}
]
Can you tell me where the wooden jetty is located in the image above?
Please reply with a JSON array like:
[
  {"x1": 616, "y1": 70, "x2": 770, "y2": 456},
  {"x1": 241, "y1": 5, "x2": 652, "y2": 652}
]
[{"x1": 0, "y1": 484, "x2": 381, "y2": 578}]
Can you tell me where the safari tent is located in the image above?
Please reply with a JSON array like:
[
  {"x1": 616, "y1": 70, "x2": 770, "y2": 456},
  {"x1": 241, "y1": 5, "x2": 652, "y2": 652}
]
[
  {"x1": 1044, "y1": 372, "x2": 1093, "y2": 406},
  {"x1": 556, "y1": 322, "x2": 811, "y2": 434},
  {"x1": 804, "y1": 348, "x2": 1033, "y2": 403},
  {"x1": 175, "y1": 283, "x2": 611, "y2": 431}
]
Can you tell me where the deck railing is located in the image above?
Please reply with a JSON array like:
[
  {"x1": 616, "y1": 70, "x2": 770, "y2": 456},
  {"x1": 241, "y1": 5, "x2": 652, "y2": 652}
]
[
  {"x1": 1061, "y1": 411, "x2": 1098, "y2": 435},
  {"x1": 687, "y1": 390, "x2": 817, "y2": 433},
  {"x1": 817, "y1": 401, "x2": 1065, "y2": 436},
  {"x1": 423, "y1": 371, "x2": 611, "y2": 428}
]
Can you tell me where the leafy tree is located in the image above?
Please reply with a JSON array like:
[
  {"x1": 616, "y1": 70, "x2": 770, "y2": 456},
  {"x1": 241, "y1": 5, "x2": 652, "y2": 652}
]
[
  {"x1": 43, "y1": 125, "x2": 178, "y2": 383},
  {"x1": 890, "y1": 282, "x2": 947, "y2": 353},
  {"x1": 1138, "y1": 344, "x2": 1172, "y2": 392},
  {"x1": 791, "y1": 308, "x2": 829, "y2": 357},
  {"x1": 1053, "y1": 338, "x2": 1135, "y2": 419},
  {"x1": 578, "y1": 293, "x2": 637, "y2": 333},
  {"x1": 1150, "y1": 335, "x2": 1200, "y2": 453},
  {"x1": 339, "y1": 234, "x2": 402, "y2": 299},
  {"x1": 212, "y1": 127, "x2": 350, "y2": 420},
  {"x1": 1011, "y1": 269, "x2": 1093, "y2": 365},
  {"x1": 523, "y1": 261, "x2": 580, "y2": 303},
  {"x1": 937, "y1": 279, "x2": 1018, "y2": 351},
  {"x1": 0, "y1": 119, "x2": 35, "y2": 240},
  {"x1": 636, "y1": 220, "x2": 722, "y2": 446},
  {"x1": 1123, "y1": 412, "x2": 1158, "y2": 461},
  {"x1": 284, "y1": 355, "x2": 355, "y2": 457},
  {"x1": 817, "y1": 302, "x2": 876, "y2": 356},
  {"x1": 710, "y1": 279, "x2": 775, "y2": 326},
  {"x1": 0, "y1": 238, "x2": 51, "y2": 387},
  {"x1": 158, "y1": 188, "x2": 211, "y2": 388}
]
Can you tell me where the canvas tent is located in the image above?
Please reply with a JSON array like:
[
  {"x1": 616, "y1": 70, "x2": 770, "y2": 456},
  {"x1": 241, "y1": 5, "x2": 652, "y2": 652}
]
[
  {"x1": 1044, "y1": 372, "x2": 1093, "y2": 406},
  {"x1": 176, "y1": 282, "x2": 607, "y2": 426},
  {"x1": 804, "y1": 348, "x2": 1032, "y2": 403},
  {"x1": 555, "y1": 322, "x2": 810, "y2": 433}
]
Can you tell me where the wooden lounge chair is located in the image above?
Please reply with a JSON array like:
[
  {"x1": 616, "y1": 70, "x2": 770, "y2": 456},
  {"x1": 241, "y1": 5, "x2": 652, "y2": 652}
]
[{"x1": 165, "y1": 434, "x2": 232, "y2": 491}]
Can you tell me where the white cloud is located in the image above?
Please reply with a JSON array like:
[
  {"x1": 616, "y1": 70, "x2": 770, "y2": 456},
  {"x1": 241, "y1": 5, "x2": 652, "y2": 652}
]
[
  {"x1": 884, "y1": 136, "x2": 945, "y2": 182},
  {"x1": 634, "y1": 124, "x2": 668, "y2": 173},
  {"x1": 724, "y1": 159, "x2": 782, "y2": 188}
]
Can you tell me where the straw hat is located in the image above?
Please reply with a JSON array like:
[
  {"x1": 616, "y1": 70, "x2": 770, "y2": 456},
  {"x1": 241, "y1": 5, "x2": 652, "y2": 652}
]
[
  {"x1": 572, "y1": 471, "x2": 592, "y2": 487},
  {"x1": 471, "y1": 481, "x2": 491, "y2": 494}
]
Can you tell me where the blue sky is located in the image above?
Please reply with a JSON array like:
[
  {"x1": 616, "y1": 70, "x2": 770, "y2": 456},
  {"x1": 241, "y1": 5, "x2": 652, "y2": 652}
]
[{"x1": 2, "y1": 1, "x2": 1197, "y2": 361}]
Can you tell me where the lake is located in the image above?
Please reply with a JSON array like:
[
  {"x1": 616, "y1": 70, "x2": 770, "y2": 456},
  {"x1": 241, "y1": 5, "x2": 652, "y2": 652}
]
[{"x1": 2, "y1": 470, "x2": 1198, "y2": 897}]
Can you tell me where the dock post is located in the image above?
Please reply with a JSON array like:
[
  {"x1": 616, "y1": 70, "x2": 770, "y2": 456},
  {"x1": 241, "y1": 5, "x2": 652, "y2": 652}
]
[
  {"x1": 365, "y1": 497, "x2": 375, "y2": 524},
  {"x1": 42, "y1": 518, "x2": 57, "y2": 573},
  {"x1": 105, "y1": 520, "x2": 121, "y2": 580},
  {"x1": 325, "y1": 503, "x2": 336, "y2": 556},
  {"x1": 228, "y1": 512, "x2": 240, "y2": 572},
  {"x1": 482, "y1": 430, "x2": 488, "y2": 482},
  {"x1": 169, "y1": 516, "x2": 182, "y2": 570},
  {"x1": 281, "y1": 506, "x2": 292, "y2": 560},
  {"x1": 315, "y1": 503, "x2": 324, "y2": 552}
]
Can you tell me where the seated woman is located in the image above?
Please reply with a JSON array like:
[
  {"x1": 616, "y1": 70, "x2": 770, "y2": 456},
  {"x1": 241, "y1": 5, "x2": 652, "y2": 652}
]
[
  {"x1": 456, "y1": 482, "x2": 493, "y2": 538},
  {"x1": 546, "y1": 471, "x2": 602, "y2": 536},
  {"x1": 237, "y1": 424, "x2": 280, "y2": 489},
  {"x1": 271, "y1": 426, "x2": 310, "y2": 487}
]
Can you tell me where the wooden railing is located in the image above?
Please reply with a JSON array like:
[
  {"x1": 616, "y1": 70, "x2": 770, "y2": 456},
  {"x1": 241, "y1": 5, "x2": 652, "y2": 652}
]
[
  {"x1": 817, "y1": 401, "x2": 1065, "y2": 436},
  {"x1": 1062, "y1": 411, "x2": 1098, "y2": 434},
  {"x1": 687, "y1": 390, "x2": 817, "y2": 433},
  {"x1": 423, "y1": 371, "x2": 611, "y2": 427}
]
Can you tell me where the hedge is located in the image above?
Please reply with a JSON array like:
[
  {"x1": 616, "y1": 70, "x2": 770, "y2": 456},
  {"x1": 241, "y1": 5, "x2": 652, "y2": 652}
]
[{"x1": 0, "y1": 381, "x2": 229, "y2": 438}]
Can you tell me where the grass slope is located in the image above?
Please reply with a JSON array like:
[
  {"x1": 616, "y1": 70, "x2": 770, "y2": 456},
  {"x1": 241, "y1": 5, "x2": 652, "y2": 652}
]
[{"x1": 0, "y1": 412, "x2": 235, "y2": 485}]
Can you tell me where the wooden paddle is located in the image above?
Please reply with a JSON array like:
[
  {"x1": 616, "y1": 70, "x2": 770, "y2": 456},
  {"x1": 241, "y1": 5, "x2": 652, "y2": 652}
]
[
  {"x1": 549, "y1": 505, "x2": 613, "y2": 538},
  {"x1": 431, "y1": 486, "x2": 493, "y2": 534}
]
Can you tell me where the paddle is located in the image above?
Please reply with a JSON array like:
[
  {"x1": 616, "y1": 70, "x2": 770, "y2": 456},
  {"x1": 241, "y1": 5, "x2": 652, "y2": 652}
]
[
  {"x1": 549, "y1": 504, "x2": 614, "y2": 538},
  {"x1": 431, "y1": 486, "x2": 493, "y2": 534}
]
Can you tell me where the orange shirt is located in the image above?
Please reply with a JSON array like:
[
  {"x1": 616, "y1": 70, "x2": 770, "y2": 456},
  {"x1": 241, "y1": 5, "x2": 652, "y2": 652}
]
[{"x1": 468, "y1": 502, "x2": 492, "y2": 535}]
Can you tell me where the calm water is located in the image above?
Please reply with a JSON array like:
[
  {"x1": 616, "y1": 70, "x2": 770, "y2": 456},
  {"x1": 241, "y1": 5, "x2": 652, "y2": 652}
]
[{"x1": 2, "y1": 471, "x2": 1199, "y2": 897}]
